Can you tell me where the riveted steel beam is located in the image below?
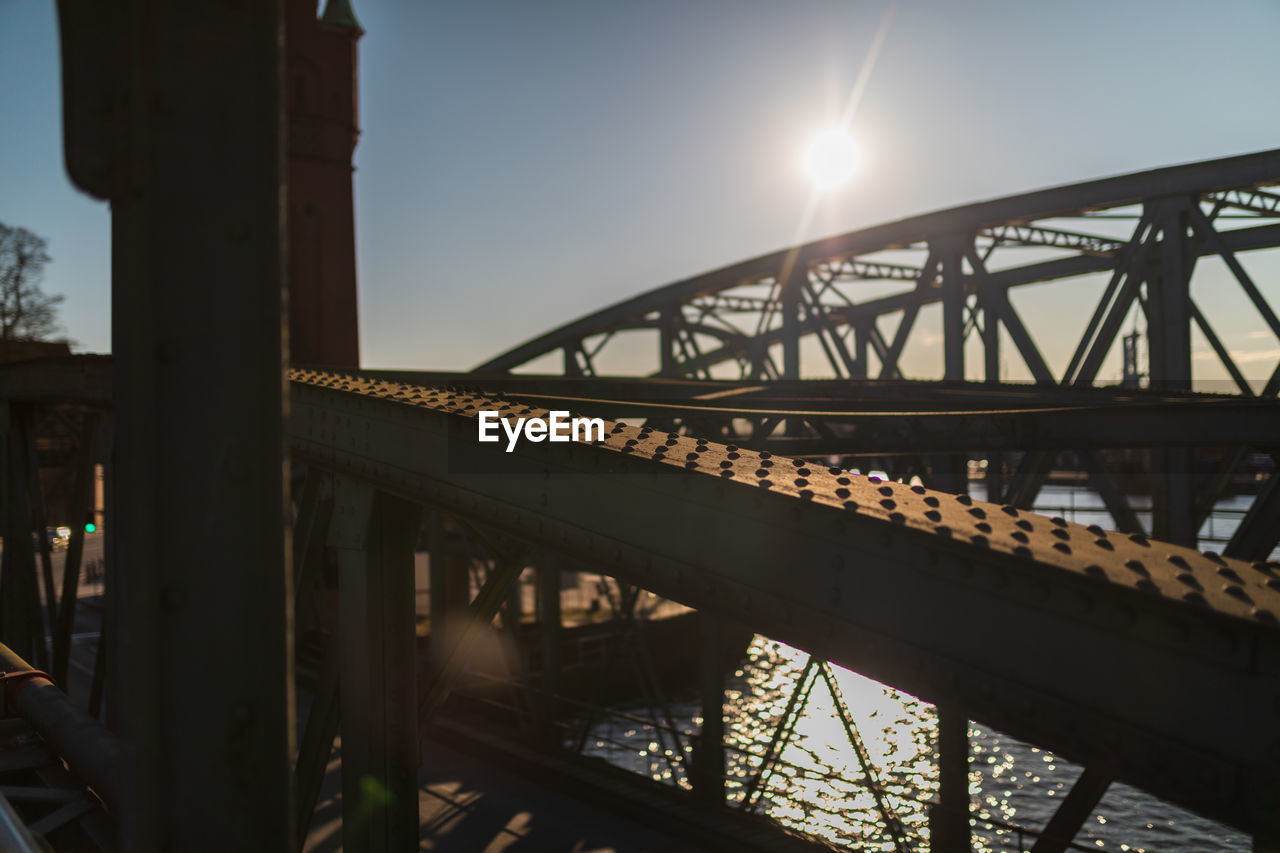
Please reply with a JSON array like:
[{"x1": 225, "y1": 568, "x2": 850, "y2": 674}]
[{"x1": 290, "y1": 371, "x2": 1280, "y2": 837}]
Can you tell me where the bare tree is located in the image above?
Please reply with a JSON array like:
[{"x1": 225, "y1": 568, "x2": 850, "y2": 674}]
[{"x1": 0, "y1": 223, "x2": 65, "y2": 342}]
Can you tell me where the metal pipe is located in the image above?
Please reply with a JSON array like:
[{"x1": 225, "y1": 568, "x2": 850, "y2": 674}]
[{"x1": 0, "y1": 643, "x2": 121, "y2": 815}]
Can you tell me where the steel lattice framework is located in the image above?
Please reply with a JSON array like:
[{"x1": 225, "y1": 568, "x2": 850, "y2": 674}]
[
  {"x1": 472, "y1": 151, "x2": 1280, "y2": 549},
  {"x1": 479, "y1": 149, "x2": 1280, "y2": 394}
]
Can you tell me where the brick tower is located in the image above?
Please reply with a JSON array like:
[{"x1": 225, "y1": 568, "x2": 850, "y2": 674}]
[{"x1": 286, "y1": 0, "x2": 362, "y2": 367}]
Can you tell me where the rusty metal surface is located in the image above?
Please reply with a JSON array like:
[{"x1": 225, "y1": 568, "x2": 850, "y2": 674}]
[{"x1": 290, "y1": 369, "x2": 1280, "y2": 837}]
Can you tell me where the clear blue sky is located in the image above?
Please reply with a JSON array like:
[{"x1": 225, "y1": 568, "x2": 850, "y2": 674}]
[{"x1": 2, "y1": 1, "x2": 1278, "y2": 379}]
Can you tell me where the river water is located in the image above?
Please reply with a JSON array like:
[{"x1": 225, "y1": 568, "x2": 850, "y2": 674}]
[{"x1": 580, "y1": 486, "x2": 1266, "y2": 852}]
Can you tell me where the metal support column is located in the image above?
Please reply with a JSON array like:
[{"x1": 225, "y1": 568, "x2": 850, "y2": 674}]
[
  {"x1": 781, "y1": 259, "x2": 804, "y2": 382},
  {"x1": 984, "y1": 454, "x2": 1004, "y2": 504},
  {"x1": 1147, "y1": 200, "x2": 1196, "y2": 545},
  {"x1": 1147, "y1": 200, "x2": 1194, "y2": 389},
  {"x1": 428, "y1": 514, "x2": 471, "y2": 633},
  {"x1": 0, "y1": 404, "x2": 40, "y2": 662},
  {"x1": 1152, "y1": 448, "x2": 1195, "y2": 546},
  {"x1": 332, "y1": 482, "x2": 422, "y2": 853},
  {"x1": 693, "y1": 610, "x2": 725, "y2": 806},
  {"x1": 58, "y1": 2, "x2": 293, "y2": 847},
  {"x1": 659, "y1": 307, "x2": 679, "y2": 377},
  {"x1": 537, "y1": 560, "x2": 563, "y2": 747},
  {"x1": 983, "y1": 301, "x2": 1000, "y2": 383},
  {"x1": 932, "y1": 705, "x2": 970, "y2": 853},
  {"x1": 852, "y1": 321, "x2": 870, "y2": 380},
  {"x1": 940, "y1": 241, "x2": 966, "y2": 382}
]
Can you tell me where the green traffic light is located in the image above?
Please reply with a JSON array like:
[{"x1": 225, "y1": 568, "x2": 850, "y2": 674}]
[{"x1": 85, "y1": 522, "x2": 96, "y2": 533}]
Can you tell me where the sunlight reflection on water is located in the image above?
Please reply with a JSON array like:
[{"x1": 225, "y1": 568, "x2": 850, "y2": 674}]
[
  {"x1": 580, "y1": 487, "x2": 1263, "y2": 851},
  {"x1": 583, "y1": 633, "x2": 1249, "y2": 852}
]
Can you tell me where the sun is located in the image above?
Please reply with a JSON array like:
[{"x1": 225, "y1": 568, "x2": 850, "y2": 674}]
[{"x1": 802, "y1": 129, "x2": 860, "y2": 192}]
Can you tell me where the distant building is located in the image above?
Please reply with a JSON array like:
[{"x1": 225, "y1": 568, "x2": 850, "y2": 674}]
[
  {"x1": 286, "y1": 0, "x2": 363, "y2": 367},
  {"x1": 0, "y1": 339, "x2": 72, "y2": 363}
]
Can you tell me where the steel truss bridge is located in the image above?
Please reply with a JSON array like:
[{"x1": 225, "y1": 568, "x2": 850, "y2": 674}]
[{"x1": 3, "y1": 9, "x2": 1279, "y2": 851}]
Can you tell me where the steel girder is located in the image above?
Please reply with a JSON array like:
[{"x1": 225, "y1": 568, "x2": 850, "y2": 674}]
[
  {"x1": 291, "y1": 369, "x2": 1280, "y2": 839},
  {"x1": 354, "y1": 369, "x2": 1280, "y2": 455},
  {"x1": 476, "y1": 149, "x2": 1280, "y2": 389}
]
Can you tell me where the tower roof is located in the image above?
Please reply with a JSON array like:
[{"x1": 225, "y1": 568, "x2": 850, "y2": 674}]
[{"x1": 320, "y1": 0, "x2": 363, "y2": 33}]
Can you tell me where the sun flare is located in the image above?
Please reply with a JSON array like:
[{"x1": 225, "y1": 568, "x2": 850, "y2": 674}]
[{"x1": 802, "y1": 129, "x2": 860, "y2": 192}]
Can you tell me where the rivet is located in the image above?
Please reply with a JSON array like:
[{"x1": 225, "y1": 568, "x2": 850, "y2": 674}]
[{"x1": 1223, "y1": 585, "x2": 1252, "y2": 603}]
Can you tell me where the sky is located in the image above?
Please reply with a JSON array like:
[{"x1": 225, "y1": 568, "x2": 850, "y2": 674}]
[{"x1": 2, "y1": 0, "x2": 1279, "y2": 381}]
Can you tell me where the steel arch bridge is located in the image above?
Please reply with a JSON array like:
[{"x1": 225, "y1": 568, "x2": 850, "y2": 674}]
[
  {"x1": 466, "y1": 150, "x2": 1280, "y2": 549},
  {"x1": 478, "y1": 149, "x2": 1280, "y2": 393}
]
